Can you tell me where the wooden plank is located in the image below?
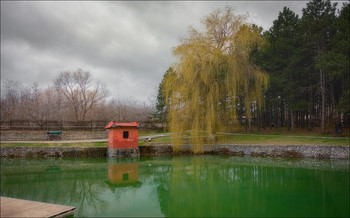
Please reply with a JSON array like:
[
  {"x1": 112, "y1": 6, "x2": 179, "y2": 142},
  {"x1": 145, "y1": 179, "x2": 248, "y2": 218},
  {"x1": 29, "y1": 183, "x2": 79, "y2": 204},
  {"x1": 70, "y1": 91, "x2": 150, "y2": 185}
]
[{"x1": 1, "y1": 196, "x2": 75, "y2": 218}]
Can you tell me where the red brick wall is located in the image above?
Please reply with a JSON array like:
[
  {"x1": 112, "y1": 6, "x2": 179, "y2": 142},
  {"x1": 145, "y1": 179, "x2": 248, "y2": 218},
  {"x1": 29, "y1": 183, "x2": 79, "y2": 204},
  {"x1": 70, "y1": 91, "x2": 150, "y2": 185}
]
[{"x1": 108, "y1": 127, "x2": 138, "y2": 148}]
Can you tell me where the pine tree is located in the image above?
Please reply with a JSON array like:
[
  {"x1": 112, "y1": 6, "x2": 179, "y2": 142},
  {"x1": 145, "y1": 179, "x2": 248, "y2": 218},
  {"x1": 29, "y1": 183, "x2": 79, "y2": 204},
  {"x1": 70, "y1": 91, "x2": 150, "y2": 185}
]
[
  {"x1": 255, "y1": 7, "x2": 304, "y2": 132},
  {"x1": 301, "y1": 0, "x2": 338, "y2": 133}
]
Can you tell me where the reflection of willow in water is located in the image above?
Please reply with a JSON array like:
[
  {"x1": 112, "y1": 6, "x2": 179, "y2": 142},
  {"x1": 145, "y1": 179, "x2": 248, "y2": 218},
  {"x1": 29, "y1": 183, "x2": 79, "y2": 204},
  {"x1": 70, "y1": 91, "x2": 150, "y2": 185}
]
[
  {"x1": 165, "y1": 156, "x2": 239, "y2": 217},
  {"x1": 1, "y1": 156, "x2": 348, "y2": 217},
  {"x1": 155, "y1": 156, "x2": 349, "y2": 217},
  {"x1": 0, "y1": 158, "x2": 109, "y2": 217}
]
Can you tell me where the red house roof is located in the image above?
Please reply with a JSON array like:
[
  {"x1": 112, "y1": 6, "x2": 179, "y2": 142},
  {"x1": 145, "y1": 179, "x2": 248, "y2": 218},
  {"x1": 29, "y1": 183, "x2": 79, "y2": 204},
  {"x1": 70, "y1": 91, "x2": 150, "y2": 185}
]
[{"x1": 105, "y1": 121, "x2": 139, "y2": 129}]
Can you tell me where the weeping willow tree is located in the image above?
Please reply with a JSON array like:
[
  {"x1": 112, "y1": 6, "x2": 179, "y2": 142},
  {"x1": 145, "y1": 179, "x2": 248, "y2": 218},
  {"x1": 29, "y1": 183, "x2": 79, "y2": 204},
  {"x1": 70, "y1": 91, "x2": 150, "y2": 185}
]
[{"x1": 163, "y1": 7, "x2": 269, "y2": 153}]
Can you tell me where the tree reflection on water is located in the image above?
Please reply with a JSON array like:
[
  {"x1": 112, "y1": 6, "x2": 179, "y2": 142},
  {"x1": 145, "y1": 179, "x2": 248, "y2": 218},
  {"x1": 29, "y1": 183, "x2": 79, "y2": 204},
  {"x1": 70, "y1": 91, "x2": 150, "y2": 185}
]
[
  {"x1": 1, "y1": 156, "x2": 349, "y2": 217},
  {"x1": 150, "y1": 156, "x2": 349, "y2": 217},
  {"x1": 1, "y1": 158, "x2": 109, "y2": 217}
]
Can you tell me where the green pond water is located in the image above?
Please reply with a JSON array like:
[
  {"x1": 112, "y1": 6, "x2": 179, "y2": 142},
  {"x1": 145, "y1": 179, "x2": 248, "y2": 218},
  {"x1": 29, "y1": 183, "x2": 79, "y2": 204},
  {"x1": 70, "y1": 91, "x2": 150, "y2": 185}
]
[{"x1": 1, "y1": 155, "x2": 349, "y2": 217}]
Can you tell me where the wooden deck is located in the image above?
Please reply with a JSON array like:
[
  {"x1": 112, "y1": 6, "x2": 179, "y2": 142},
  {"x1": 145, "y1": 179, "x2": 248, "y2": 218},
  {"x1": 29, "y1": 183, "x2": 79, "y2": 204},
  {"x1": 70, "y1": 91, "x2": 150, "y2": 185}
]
[{"x1": 0, "y1": 196, "x2": 75, "y2": 217}]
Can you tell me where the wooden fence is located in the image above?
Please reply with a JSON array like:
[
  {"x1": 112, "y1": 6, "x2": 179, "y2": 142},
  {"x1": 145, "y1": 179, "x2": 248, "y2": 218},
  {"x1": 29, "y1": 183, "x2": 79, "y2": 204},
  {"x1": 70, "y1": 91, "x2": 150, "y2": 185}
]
[{"x1": 0, "y1": 120, "x2": 163, "y2": 130}]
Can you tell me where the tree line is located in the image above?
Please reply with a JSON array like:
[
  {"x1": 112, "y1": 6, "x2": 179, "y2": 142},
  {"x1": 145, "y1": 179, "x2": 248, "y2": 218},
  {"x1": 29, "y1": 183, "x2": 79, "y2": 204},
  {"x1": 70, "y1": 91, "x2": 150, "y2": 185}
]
[
  {"x1": 255, "y1": 0, "x2": 349, "y2": 134},
  {"x1": 156, "y1": 0, "x2": 349, "y2": 137},
  {"x1": 1, "y1": 69, "x2": 154, "y2": 129}
]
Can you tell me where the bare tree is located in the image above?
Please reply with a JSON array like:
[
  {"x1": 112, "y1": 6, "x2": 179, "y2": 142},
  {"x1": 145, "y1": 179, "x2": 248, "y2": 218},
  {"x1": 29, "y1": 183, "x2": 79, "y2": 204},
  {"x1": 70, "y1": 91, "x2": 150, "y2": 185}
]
[
  {"x1": 54, "y1": 69, "x2": 108, "y2": 121},
  {"x1": 27, "y1": 83, "x2": 47, "y2": 127},
  {"x1": 1, "y1": 80, "x2": 23, "y2": 121},
  {"x1": 107, "y1": 96, "x2": 153, "y2": 123},
  {"x1": 1, "y1": 76, "x2": 157, "y2": 129}
]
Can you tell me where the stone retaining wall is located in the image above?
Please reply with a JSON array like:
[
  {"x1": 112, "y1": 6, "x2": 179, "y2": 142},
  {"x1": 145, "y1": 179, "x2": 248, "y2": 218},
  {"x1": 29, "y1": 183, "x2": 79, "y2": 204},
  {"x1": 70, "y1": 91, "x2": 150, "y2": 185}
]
[
  {"x1": 1, "y1": 144, "x2": 349, "y2": 159},
  {"x1": 0, "y1": 130, "x2": 108, "y2": 141},
  {"x1": 140, "y1": 144, "x2": 350, "y2": 159},
  {"x1": 107, "y1": 148, "x2": 140, "y2": 157},
  {"x1": 0, "y1": 147, "x2": 107, "y2": 158}
]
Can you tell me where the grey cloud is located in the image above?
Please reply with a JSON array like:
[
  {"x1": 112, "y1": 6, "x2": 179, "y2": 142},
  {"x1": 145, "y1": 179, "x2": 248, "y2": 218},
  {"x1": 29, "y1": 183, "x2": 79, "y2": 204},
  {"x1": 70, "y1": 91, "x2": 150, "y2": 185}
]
[{"x1": 1, "y1": 1, "x2": 314, "y2": 102}]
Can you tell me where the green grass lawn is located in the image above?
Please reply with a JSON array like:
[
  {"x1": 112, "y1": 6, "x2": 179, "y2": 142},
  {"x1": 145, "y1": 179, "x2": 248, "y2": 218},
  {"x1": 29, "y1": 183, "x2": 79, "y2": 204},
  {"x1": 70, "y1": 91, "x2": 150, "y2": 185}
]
[
  {"x1": 138, "y1": 130, "x2": 168, "y2": 137},
  {"x1": 215, "y1": 134, "x2": 349, "y2": 146},
  {"x1": 1, "y1": 133, "x2": 348, "y2": 147},
  {"x1": 141, "y1": 134, "x2": 349, "y2": 146}
]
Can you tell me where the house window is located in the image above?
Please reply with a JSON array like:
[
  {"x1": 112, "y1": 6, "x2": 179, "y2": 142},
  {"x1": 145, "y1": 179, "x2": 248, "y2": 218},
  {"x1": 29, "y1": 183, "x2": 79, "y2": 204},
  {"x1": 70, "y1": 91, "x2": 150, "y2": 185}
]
[
  {"x1": 123, "y1": 131, "x2": 129, "y2": 139},
  {"x1": 123, "y1": 173, "x2": 129, "y2": 181}
]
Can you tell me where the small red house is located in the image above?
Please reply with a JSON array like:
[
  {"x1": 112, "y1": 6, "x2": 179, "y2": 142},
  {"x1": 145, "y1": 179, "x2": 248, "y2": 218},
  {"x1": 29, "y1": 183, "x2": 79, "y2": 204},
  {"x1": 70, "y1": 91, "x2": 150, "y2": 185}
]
[{"x1": 105, "y1": 121, "x2": 139, "y2": 149}]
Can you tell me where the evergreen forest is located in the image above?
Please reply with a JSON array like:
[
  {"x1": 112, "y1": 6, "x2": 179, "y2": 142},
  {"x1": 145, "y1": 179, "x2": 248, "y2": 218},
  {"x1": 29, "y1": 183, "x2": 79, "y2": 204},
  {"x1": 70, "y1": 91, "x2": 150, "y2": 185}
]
[{"x1": 156, "y1": 0, "x2": 349, "y2": 136}]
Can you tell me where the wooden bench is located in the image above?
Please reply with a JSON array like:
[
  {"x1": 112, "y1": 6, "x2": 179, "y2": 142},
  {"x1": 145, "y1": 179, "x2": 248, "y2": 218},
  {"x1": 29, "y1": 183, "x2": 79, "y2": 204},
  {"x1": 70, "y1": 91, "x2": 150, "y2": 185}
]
[{"x1": 47, "y1": 131, "x2": 62, "y2": 141}]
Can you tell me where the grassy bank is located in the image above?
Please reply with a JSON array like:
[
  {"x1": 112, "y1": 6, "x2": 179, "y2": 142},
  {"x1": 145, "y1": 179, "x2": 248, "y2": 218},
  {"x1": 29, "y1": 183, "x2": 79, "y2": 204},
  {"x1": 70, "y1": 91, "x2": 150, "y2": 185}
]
[
  {"x1": 141, "y1": 134, "x2": 349, "y2": 146},
  {"x1": 216, "y1": 134, "x2": 349, "y2": 146},
  {"x1": 1, "y1": 133, "x2": 348, "y2": 147}
]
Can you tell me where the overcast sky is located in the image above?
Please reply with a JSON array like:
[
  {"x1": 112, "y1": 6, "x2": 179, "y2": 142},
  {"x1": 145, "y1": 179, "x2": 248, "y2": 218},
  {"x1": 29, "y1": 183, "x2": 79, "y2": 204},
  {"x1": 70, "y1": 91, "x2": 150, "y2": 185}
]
[{"x1": 0, "y1": 1, "x2": 344, "y2": 103}]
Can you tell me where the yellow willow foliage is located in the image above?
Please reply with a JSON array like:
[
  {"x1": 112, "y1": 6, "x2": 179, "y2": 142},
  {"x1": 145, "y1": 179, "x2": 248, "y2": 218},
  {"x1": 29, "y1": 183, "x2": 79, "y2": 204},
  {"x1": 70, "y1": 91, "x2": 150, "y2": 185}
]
[{"x1": 163, "y1": 7, "x2": 269, "y2": 153}]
